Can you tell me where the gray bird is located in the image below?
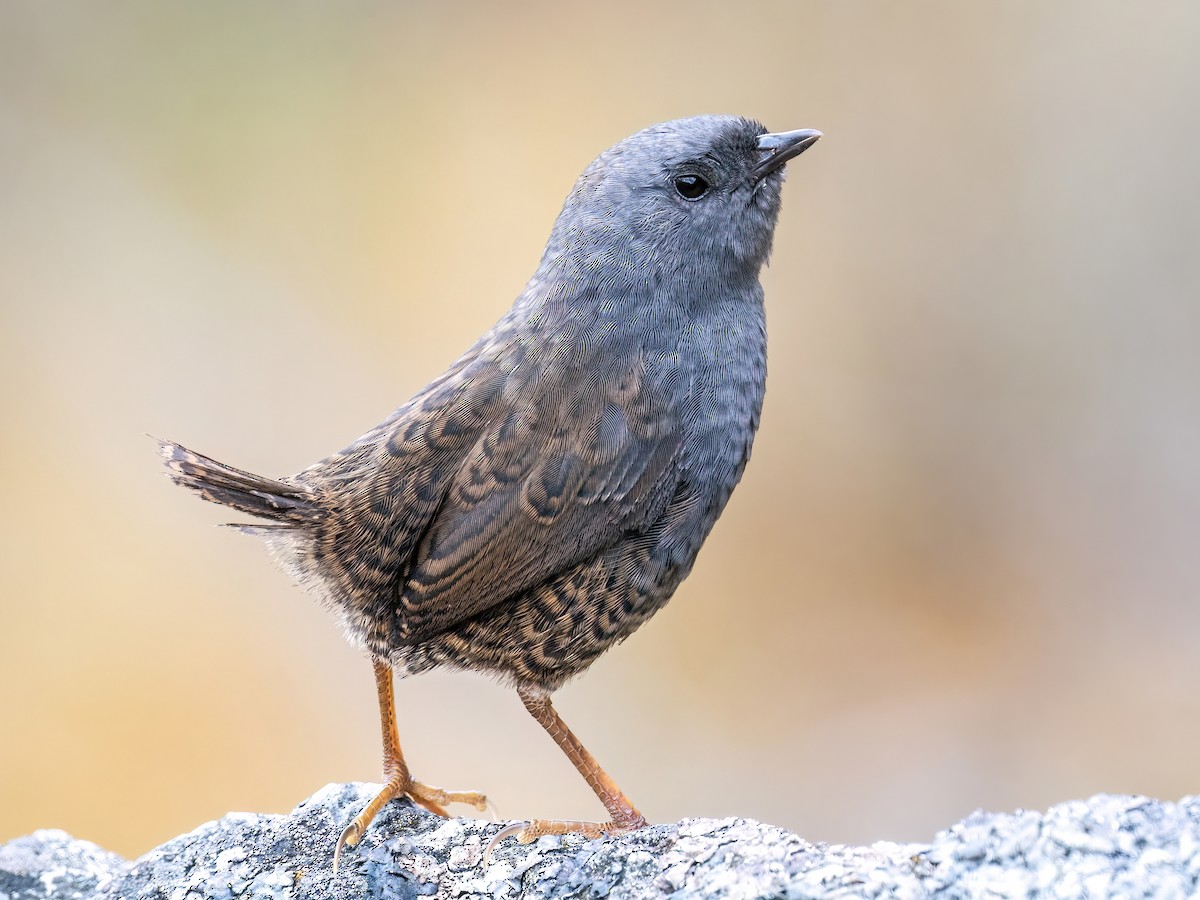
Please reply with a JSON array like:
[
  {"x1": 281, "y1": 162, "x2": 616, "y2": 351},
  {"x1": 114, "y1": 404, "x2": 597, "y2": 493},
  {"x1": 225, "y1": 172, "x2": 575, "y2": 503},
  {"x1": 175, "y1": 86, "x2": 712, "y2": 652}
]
[{"x1": 160, "y1": 114, "x2": 820, "y2": 868}]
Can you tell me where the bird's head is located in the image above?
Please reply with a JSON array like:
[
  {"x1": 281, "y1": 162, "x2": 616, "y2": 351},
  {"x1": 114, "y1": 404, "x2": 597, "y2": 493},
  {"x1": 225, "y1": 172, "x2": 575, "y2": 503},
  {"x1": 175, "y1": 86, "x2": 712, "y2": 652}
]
[{"x1": 538, "y1": 115, "x2": 820, "y2": 297}]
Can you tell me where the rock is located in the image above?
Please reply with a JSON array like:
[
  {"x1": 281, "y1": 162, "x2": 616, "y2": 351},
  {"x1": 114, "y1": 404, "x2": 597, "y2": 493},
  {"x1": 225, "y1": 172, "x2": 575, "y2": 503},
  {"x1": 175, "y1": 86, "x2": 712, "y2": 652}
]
[
  {"x1": 0, "y1": 829, "x2": 126, "y2": 899},
  {"x1": 2, "y1": 785, "x2": 1199, "y2": 898}
]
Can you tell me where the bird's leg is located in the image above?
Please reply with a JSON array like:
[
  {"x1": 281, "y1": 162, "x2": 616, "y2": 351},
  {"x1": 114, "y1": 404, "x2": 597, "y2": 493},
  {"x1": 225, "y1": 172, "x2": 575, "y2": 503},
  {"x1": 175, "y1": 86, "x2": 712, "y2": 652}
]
[
  {"x1": 490, "y1": 686, "x2": 648, "y2": 851},
  {"x1": 333, "y1": 659, "x2": 487, "y2": 872}
]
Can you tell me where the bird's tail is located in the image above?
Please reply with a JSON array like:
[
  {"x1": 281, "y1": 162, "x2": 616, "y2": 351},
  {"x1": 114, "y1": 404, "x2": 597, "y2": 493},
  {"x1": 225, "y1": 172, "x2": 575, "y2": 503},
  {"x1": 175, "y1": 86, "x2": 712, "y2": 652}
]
[{"x1": 157, "y1": 439, "x2": 323, "y2": 528}]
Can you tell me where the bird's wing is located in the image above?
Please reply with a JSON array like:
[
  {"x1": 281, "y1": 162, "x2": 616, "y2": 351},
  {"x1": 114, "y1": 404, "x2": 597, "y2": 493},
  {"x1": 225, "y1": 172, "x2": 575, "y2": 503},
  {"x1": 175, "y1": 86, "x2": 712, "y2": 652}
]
[
  {"x1": 393, "y1": 350, "x2": 681, "y2": 644},
  {"x1": 304, "y1": 349, "x2": 513, "y2": 606}
]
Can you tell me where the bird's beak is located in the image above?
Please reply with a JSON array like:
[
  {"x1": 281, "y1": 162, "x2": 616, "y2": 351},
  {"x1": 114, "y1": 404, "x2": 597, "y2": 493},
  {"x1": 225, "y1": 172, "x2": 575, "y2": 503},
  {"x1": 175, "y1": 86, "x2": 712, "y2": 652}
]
[{"x1": 753, "y1": 128, "x2": 822, "y2": 180}]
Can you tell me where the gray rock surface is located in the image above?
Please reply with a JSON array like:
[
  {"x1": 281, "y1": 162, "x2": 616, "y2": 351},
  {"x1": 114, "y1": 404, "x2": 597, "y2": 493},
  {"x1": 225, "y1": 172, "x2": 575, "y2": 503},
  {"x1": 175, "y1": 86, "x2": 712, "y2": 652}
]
[{"x1": 3, "y1": 784, "x2": 1199, "y2": 899}]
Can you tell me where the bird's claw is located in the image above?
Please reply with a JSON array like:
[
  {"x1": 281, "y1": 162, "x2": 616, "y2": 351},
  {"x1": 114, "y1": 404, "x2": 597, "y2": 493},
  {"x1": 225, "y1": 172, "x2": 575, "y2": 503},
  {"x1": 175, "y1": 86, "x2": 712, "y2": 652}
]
[
  {"x1": 332, "y1": 778, "x2": 488, "y2": 875},
  {"x1": 332, "y1": 820, "x2": 362, "y2": 875},
  {"x1": 483, "y1": 821, "x2": 531, "y2": 868},
  {"x1": 409, "y1": 783, "x2": 489, "y2": 815},
  {"x1": 483, "y1": 816, "x2": 644, "y2": 868}
]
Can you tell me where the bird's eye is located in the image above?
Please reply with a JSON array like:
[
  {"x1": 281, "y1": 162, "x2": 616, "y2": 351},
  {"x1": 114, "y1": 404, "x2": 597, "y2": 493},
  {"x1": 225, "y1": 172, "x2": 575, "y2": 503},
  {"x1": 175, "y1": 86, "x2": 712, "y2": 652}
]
[{"x1": 674, "y1": 174, "x2": 710, "y2": 200}]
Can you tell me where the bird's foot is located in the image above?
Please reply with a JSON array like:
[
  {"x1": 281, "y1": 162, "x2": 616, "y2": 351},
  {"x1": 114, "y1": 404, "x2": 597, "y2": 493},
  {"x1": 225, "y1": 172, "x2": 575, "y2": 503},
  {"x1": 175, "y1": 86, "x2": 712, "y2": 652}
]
[
  {"x1": 484, "y1": 812, "x2": 648, "y2": 865},
  {"x1": 333, "y1": 776, "x2": 488, "y2": 873},
  {"x1": 406, "y1": 780, "x2": 490, "y2": 818}
]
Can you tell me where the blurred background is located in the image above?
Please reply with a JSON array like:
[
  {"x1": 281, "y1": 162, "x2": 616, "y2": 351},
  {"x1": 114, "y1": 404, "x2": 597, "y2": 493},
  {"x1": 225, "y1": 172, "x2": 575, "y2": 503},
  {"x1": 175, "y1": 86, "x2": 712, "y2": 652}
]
[{"x1": 2, "y1": 1, "x2": 1198, "y2": 860}]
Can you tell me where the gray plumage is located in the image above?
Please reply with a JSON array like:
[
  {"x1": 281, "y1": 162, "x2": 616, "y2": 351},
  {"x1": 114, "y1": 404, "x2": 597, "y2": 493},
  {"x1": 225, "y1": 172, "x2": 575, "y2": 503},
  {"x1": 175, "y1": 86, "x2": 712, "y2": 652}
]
[{"x1": 161, "y1": 114, "x2": 819, "y2": 694}]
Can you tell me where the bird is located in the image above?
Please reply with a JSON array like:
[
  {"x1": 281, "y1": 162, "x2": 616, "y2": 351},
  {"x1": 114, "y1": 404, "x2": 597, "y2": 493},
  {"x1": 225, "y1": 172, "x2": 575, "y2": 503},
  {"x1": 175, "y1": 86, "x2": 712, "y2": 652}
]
[{"x1": 159, "y1": 114, "x2": 820, "y2": 869}]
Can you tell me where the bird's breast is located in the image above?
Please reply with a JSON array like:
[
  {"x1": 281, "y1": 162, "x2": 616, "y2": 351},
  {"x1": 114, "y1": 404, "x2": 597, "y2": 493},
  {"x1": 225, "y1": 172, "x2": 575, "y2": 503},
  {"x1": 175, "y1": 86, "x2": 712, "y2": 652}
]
[{"x1": 674, "y1": 298, "x2": 767, "y2": 488}]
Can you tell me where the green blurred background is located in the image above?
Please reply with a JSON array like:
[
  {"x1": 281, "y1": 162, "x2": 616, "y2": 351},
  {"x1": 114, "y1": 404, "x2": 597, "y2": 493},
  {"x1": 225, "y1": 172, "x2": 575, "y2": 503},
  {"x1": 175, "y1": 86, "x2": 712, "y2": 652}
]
[{"x1": 2, "y1": 1, "x2": 1198, "y2": 860}]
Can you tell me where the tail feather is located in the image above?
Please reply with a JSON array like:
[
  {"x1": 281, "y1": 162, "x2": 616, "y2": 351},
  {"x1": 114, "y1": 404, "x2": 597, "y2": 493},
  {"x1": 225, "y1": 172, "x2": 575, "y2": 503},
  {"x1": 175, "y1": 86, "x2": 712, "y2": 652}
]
[{"x1": 158, "y1": 439, "x2": 323, "y2": 527}]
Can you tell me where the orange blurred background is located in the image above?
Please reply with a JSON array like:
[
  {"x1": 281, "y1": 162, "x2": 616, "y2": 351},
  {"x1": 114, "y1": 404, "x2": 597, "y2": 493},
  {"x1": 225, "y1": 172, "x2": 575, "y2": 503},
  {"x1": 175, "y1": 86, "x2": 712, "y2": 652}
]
[{"x1": 2, "y1": 2, "x2": 1198, "y2": 860}]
